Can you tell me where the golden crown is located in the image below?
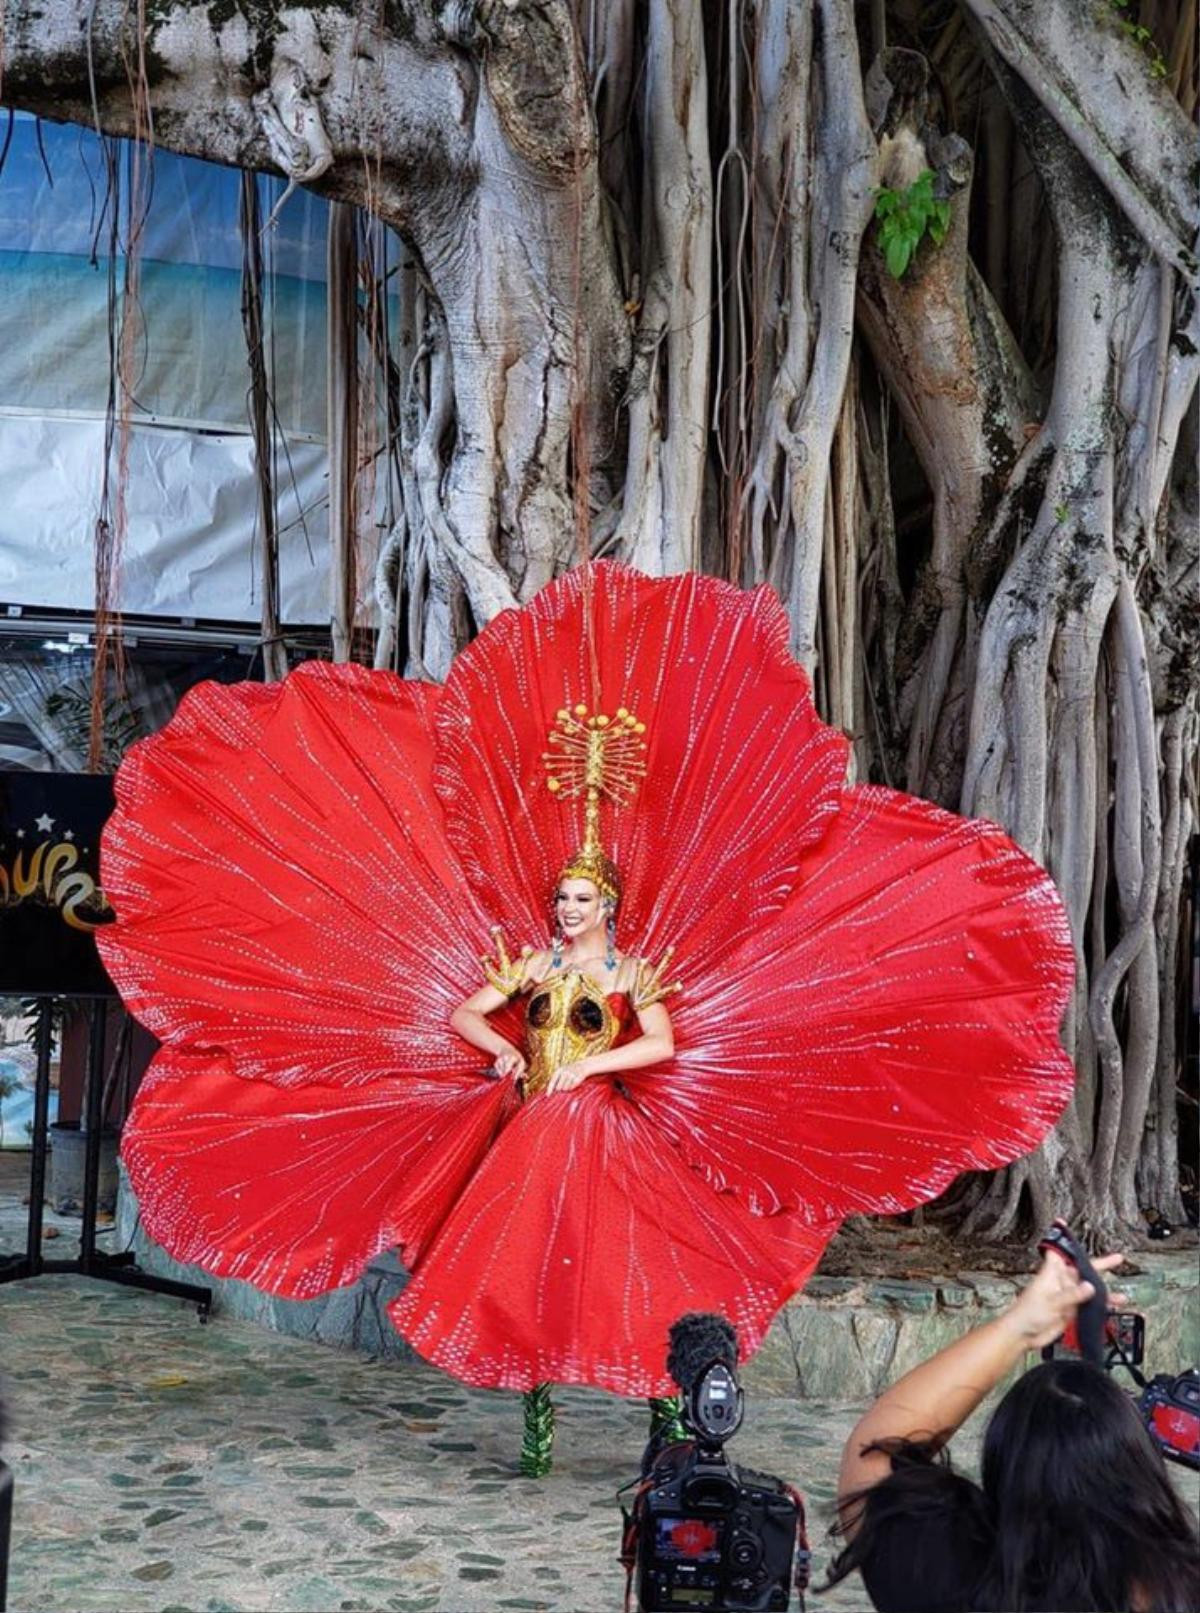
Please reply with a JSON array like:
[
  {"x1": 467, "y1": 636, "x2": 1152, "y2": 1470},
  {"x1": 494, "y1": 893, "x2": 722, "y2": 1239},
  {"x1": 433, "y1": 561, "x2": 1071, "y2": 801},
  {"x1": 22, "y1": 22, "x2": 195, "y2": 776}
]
[{"x1": 543, "y1": 702, "x2": 646, "y2": 905}]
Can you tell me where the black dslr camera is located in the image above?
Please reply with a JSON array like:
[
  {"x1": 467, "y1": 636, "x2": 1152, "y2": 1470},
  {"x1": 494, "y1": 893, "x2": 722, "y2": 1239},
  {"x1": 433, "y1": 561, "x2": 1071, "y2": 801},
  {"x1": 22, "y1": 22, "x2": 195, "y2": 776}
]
[
  {"x1": 621, "y1": 1314, "x2": 809, "y2": 1612},
  {"x1": 1039, "y1": 1220, "x2": 1200, "y2": 1471},
  {"x1": 1137, "y1": 1368, "x2": 1200, "y2": 1469}
]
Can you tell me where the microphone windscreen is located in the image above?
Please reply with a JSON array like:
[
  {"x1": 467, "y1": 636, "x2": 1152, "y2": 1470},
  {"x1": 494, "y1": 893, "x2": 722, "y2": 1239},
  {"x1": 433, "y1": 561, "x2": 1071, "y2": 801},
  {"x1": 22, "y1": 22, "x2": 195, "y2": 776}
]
[{"x1": 667, "y1": 1312, "x2": 739, "y2": 1391}]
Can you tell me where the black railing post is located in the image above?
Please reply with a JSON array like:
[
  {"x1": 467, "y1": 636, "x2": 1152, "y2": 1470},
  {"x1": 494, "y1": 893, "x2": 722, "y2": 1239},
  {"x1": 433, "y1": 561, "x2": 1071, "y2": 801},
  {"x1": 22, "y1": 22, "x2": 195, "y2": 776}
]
[
  {"x1": 78, "y1": 1000, "x2": 108, "y2": 1274},
  {"x1": 1, "y1": 994, "x2": 210, "y2": 1317},
  {"x1": 23, "y1": 999, "x2": 54, "y2": 1275}
]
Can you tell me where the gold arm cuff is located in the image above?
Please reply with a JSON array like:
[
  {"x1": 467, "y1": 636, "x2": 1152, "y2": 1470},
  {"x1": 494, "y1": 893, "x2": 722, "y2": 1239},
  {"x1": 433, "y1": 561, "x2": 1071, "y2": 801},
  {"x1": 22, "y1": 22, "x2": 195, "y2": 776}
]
[{"x1": 631, "y1": 947, "x2": 681, "y2": 1012}]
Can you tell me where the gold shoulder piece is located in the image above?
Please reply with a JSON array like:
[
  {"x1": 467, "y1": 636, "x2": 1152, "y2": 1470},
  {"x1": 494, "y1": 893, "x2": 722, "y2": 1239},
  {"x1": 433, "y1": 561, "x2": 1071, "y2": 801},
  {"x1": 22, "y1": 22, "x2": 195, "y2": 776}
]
[
  {"x1": 481, "y1": 927, "x2": 532, "y2": 997},
  {"x1": 631, "y1": 947, "x2": 681, "y2": 1012}
]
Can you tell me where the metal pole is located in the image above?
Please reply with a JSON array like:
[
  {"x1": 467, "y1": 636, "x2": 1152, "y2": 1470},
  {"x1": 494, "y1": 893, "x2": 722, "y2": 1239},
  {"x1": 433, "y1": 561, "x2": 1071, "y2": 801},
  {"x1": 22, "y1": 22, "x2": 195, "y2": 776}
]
[
  {"x1": 23, "y1": 1000, "x2": 54, "y2": 1274},
  {"x1": 78, "y1": 1000, "x2": 107, "y2": 1274},
  {"x1": 1, "y1": 995, "x2": 210, "y2": 1313}
]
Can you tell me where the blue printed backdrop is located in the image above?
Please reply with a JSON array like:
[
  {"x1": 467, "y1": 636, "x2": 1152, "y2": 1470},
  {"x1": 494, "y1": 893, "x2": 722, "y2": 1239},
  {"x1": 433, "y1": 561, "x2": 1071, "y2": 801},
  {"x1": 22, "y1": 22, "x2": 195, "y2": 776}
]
[
  {"x1": 0, "y1": 116, "x2": 366, "y2": 622},
  {"x1": 0, "y1": 116, "x2": 330, "y2": 433}
]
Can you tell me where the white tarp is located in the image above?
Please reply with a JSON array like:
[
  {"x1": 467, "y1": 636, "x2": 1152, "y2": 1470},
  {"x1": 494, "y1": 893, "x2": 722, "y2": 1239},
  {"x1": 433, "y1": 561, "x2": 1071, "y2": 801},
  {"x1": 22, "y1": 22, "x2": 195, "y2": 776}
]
[
  {"x1": 0, "y1": 115, "x2": 396, "y2": 626},
  {"x1": 0, "y1": 410, "x2": 330, "y2": 621}
]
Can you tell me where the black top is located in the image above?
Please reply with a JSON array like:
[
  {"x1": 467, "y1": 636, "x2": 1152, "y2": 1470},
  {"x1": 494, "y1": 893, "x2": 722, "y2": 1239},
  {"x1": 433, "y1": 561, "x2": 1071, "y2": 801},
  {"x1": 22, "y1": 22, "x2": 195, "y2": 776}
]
[{"x1": 837, "y1": 1446, "x2": 993, "y2": 1613}]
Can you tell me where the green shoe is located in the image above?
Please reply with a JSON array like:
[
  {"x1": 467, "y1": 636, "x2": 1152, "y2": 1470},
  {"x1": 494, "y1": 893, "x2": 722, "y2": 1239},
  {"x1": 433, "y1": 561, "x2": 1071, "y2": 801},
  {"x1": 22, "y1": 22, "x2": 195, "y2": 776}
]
[
  {"x1": 648, "y1": 1394, "x2": 688, "y2": 1446},
  {"x1": 520, "y1": 1383, "x2": 555, "y2": 1477}
]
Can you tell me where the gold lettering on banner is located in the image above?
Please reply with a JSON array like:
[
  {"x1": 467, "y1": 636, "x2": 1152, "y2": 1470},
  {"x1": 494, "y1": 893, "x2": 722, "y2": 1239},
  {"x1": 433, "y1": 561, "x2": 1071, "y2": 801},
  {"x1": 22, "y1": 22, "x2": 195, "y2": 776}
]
[
  {"x1": 11, "y1": 842, "x2": 47, "y2": 898},
  {"x1": 0, "y1": 839, "x2": 111, "y2": 933}
]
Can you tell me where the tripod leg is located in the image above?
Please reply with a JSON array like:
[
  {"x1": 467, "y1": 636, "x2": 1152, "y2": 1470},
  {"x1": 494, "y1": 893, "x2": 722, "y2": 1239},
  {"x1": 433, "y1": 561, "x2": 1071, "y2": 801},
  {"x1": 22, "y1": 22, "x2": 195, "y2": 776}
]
[
  {"x1": 520, "y1": 1383, "x2": 555, "y2": 1477},
  {"x1": 647, "y1": 1394, "x2": 688, "y2": 1446}
]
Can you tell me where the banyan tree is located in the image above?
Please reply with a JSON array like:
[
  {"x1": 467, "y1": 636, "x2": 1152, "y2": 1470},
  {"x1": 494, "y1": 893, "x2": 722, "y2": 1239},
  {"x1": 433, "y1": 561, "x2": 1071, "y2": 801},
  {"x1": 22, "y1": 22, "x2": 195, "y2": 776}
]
[{"x1": 3, "y1": 0, "x2": 1197, "y2": 1242}]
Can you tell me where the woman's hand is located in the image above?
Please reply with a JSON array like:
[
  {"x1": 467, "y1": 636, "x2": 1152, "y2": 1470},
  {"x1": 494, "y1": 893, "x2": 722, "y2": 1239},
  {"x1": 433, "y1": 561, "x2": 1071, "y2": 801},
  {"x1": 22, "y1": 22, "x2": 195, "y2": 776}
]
[
  {"x1": 546, "y1": 1059, "x2": 594, "y2": 1094},
  {"x1": 1003, "y1": 1248, "x2": 1127, "y2": 1349},
  {"x1": 492, "y1": 1047, "x2": 527, "y2": 1082}
]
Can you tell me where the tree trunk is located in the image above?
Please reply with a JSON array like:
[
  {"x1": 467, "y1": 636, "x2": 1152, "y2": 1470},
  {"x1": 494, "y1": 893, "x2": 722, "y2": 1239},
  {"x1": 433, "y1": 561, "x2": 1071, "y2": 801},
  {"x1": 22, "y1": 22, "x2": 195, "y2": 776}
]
[{"x1": 3, "y1": 0, "x2": 1197, "y2": 1241}]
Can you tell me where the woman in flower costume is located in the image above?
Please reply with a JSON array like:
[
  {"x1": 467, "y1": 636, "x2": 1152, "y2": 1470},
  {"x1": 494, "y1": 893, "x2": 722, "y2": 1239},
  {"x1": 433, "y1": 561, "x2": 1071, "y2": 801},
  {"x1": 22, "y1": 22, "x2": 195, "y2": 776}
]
[
  {"x1": 442, "y1": 719, "x2": 688, "y2": 1470},
  {"x1": 98, "y1": 564, "x2": 1075, "y2": 1474}
]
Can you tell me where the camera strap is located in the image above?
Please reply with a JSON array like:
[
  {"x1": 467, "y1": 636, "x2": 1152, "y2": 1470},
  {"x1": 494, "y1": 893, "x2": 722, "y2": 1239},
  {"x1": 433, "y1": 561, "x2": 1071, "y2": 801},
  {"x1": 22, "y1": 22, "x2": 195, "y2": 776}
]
[
  {"x1": 784, "y1": 1483, "x2": 811, "y2": 1611},
  {"x1": 618, "y1": 1478, "x2": 653, "y2": 1613}
]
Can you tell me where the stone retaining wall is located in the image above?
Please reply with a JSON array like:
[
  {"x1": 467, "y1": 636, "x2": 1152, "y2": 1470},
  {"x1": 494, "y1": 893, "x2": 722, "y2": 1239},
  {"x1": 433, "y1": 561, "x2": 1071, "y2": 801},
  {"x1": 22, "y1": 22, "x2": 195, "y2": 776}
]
[{"x1": 743, "y1": 1263, "x2": 1200, "y2": 1399}]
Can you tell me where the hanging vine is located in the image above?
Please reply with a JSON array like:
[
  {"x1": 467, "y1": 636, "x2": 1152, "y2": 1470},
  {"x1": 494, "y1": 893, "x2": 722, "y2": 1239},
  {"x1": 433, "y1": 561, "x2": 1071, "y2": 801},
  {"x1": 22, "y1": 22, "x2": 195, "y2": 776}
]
[{"x1": 3, "y1": 0, "x2": 1197, "y2": 1241}]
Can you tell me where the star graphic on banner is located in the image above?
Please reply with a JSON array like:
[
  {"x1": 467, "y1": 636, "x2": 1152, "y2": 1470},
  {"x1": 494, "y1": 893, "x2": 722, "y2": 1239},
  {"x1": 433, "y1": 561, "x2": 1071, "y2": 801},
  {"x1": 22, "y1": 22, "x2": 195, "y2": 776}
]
[
  {"x1": 16, "y1": 828, "x2": 25, "y2": 839},
  {"x1": 34, "y1": 813, "x2": 55, "y2": 834},
  {"x1": 64, "y1": 830, "x2": 75, "y2": 842}
]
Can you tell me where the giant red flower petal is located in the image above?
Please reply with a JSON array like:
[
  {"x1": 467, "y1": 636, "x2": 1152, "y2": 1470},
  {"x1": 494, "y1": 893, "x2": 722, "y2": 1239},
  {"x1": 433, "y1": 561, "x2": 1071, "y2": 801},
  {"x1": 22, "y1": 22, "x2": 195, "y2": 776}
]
[
  {"x1": 433, "y1": 563, "x2": 849, "y2": 969},
  {"x1": 123, "y1": 1046, "x2": 519, "y2": 1295},
  {"x1": 388, "y1": 1075, "x2": 836, "y2": 1394},
  {"x1": 628, "y1": 786, "x2": 1075, "y2": 1219},
  {"x1": 99, "y1": 661, "x2": 487, "y2": 1087}
]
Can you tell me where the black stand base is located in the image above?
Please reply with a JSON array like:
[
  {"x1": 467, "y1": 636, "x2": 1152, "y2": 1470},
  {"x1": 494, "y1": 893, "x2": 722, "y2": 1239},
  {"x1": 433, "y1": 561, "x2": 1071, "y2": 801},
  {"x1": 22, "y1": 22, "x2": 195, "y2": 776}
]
[
  {"x1": 0, "y1": 999, "x2": 210, "y2": 1318},
  {"x1": 0, "y1": 1249, "x2": 212, "y2": 1313}
]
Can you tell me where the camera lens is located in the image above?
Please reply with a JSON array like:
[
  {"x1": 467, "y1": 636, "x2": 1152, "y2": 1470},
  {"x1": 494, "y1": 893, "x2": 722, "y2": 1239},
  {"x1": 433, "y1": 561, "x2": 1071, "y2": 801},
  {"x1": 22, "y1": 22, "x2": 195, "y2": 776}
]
[{"x1": 730, "y1": 1533, "x2": 762, "y2": 1570}]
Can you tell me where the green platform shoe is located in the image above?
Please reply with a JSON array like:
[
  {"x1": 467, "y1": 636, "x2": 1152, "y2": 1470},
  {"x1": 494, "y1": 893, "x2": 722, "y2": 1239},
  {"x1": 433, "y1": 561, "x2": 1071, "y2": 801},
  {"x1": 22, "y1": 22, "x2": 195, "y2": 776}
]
[
  {"x1": 520, "y1": 1383, "x2": 556, "y2": 1477},
  {"x1": 648, "y1": 1393, "x2": 689, "y2": 1446}
]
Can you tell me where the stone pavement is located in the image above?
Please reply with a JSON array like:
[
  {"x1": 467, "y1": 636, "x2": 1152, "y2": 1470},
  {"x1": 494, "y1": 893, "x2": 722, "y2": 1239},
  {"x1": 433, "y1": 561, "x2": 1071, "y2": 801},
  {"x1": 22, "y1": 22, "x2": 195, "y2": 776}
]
[
  {"x1": 2, "y1": 1153, "x2": 1196, "y2": 1613},
  {"x1": 1, "y1": 1272, "x2": 918, "y2": 1613}
]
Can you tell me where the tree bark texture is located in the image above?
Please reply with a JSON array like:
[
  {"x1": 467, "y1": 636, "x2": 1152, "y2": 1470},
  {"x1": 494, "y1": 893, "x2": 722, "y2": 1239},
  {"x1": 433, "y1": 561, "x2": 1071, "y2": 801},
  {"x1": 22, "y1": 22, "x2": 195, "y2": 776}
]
[{"x1": 3, "y1": 0, "x2": 1197, "y2": 1240}]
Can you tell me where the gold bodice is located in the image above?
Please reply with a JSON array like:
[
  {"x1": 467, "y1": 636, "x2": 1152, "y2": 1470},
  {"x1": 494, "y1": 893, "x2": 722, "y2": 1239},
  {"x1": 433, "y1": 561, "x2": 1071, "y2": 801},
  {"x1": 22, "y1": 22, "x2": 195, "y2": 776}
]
[
  {"x1": 478, "y1": 931, "x2": 681, "y2": 1098},
  {"x1": 522, "y1": 970, "x2": 630, "y2": 1098}
]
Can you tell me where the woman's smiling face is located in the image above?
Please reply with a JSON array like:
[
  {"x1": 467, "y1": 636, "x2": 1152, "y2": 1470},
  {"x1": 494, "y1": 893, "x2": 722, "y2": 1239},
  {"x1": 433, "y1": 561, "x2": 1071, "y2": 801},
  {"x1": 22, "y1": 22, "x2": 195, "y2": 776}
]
[{"x1": 555, "y1": 878, "x2": 605, "y2": 940}]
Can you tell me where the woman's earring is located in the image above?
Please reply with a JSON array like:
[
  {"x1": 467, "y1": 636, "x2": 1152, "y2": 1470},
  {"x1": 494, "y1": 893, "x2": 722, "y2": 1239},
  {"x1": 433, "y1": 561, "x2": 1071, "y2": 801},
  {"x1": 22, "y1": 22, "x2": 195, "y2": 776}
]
[
  {"x1": 605, "y1": 911, "x2": 617, "y2": 970},
  {"x1": 551, "y1": 921, "x2": 563, "y2": 970}
]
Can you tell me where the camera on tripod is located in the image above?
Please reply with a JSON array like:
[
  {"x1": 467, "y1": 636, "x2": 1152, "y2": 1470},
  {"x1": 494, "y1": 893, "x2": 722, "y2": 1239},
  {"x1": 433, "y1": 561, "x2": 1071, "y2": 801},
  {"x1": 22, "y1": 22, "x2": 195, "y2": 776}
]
[{"x1": 621, "y1": 1314, "x2": 809, "y2": 1612}]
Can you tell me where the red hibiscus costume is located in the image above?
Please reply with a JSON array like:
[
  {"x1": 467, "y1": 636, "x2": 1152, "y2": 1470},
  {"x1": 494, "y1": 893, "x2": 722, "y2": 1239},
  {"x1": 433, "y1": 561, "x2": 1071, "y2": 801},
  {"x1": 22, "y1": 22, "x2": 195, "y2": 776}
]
[{"x1": 98, "y1": 564, "x2": 1074, "y2": 1397}]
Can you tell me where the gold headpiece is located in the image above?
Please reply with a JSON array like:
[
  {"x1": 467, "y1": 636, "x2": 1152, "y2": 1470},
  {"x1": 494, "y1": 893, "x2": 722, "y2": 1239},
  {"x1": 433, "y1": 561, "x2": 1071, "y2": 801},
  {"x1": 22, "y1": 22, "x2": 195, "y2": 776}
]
[{"x1": 543, "y1": 702, "x2": 646, "y2": 905}]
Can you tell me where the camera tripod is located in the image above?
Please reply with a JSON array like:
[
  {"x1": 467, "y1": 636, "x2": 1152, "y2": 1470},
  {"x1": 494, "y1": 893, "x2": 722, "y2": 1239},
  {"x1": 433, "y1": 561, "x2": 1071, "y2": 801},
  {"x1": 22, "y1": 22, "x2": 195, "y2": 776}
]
[{"x1": 0, "y1": 995, "x2": 211, "y2": 1314}]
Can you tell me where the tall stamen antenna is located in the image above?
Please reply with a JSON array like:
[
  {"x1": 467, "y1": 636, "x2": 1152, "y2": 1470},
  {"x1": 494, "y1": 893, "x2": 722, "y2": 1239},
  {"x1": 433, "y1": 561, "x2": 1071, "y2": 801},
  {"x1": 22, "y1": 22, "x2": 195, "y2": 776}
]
[{"x1": 543, "y1": 703, "x2": 647, "y2": 856}]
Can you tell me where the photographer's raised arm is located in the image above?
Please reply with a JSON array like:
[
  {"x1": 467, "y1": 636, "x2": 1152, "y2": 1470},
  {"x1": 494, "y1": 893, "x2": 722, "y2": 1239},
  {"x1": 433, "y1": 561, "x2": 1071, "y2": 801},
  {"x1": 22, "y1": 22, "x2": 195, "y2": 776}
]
[{"x1": 836, "y1": 1250, "x2": 1126, "y2": 1536}]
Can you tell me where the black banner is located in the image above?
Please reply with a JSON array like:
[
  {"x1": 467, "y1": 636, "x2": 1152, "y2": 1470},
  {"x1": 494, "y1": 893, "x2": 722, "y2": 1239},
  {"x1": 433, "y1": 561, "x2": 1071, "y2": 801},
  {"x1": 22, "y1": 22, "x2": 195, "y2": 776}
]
[{"x1": 0, "y1": 773, "x2": 116, "y2": 996}]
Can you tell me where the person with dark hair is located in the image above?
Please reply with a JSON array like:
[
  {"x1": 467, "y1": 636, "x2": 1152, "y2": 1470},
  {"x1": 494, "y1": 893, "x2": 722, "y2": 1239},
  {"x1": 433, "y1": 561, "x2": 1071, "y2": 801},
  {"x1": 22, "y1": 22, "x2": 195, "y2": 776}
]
[{"x1": 830, "y1": 1251, "x2": 1200, "y2": 1612}]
